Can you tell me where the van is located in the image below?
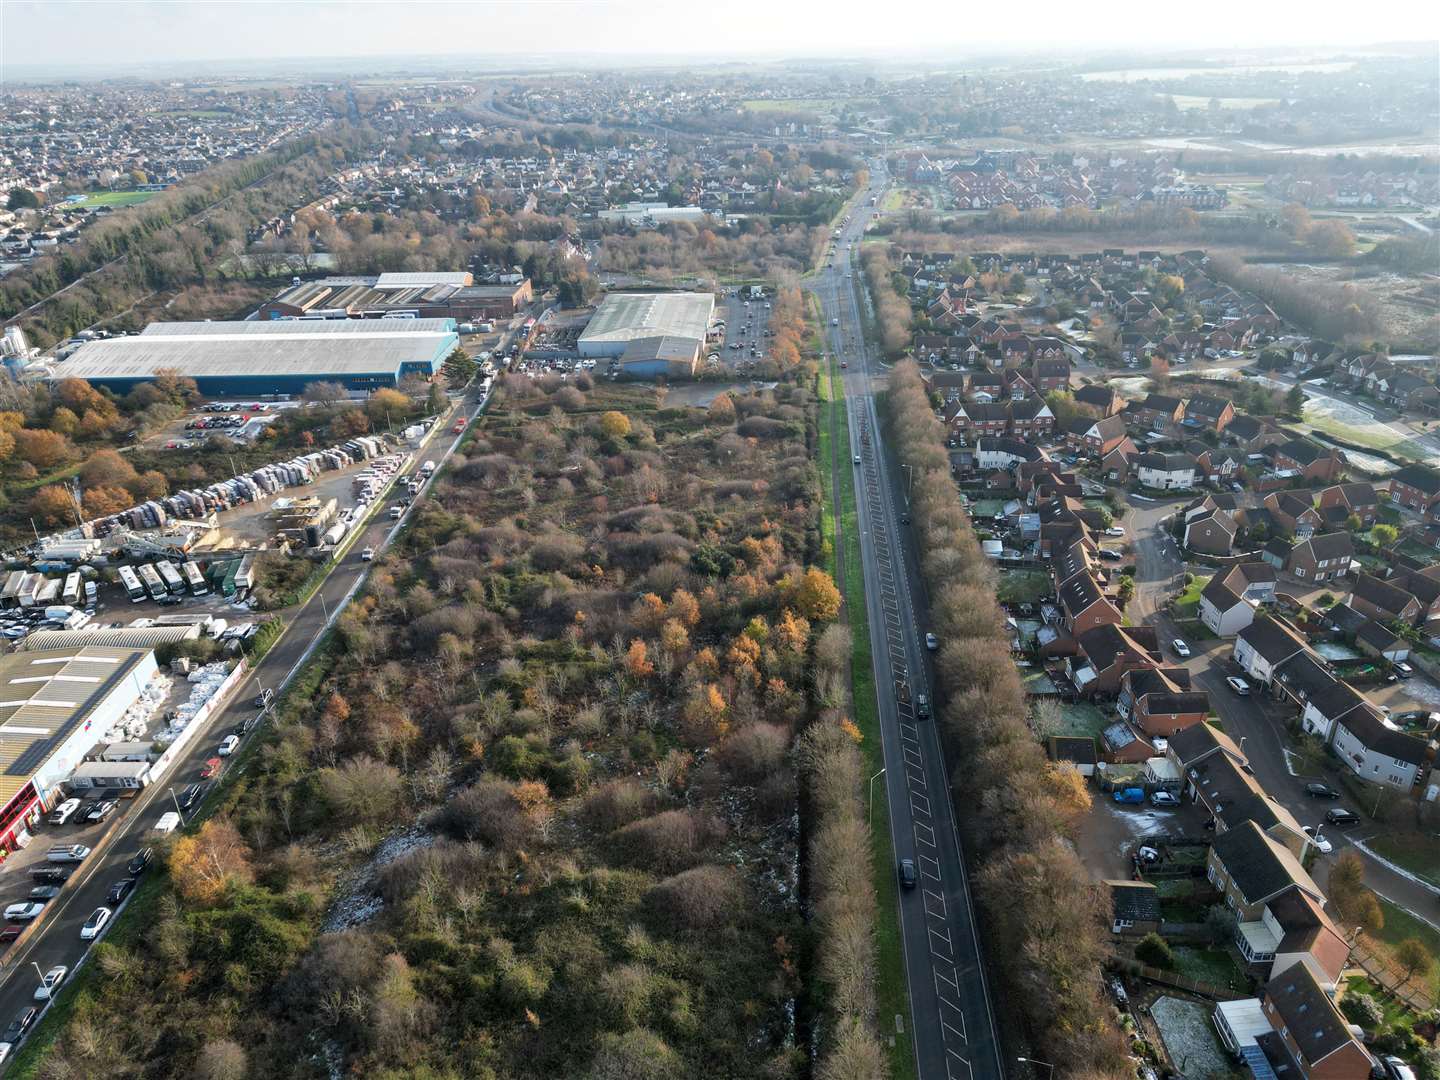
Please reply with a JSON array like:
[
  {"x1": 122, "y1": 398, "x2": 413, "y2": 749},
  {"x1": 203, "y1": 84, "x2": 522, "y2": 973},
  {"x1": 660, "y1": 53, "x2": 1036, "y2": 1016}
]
[
  {"x1": 48, "y1": 797, "x2": 82, "y2": 825},
  {"x1": 46, "y1": 845, "x2": 91, "y2": 863},
  {"x1": 152, "y1": 812, "x2": 181, "y2": 835}
]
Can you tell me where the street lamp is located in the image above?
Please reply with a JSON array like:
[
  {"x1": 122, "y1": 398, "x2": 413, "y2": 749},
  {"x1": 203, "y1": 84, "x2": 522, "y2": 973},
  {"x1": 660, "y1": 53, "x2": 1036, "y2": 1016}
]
[
  {"x1": 869, "y1": 768, "x2": 887, "y2": 825},
  {"x1": 169, "y1": 786, "x2": 184, "y2": 820},
  {"x1": 1018, "y1": 1057, "x2": 1054, "y2": 1078}
]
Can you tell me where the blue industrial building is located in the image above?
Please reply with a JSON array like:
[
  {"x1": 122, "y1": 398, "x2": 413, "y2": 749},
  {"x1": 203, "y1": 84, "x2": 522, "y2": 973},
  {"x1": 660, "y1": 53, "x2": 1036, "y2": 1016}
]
[{"x1": 52, "y1": 319, "x2": 459, "y2": 397}]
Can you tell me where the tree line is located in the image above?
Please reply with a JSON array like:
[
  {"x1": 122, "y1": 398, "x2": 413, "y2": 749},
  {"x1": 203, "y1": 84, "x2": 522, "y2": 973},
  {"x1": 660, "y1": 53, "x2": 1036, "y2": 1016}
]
[{"x1": 884, "y1": 361, "x2": 1131, "y2": 1078}]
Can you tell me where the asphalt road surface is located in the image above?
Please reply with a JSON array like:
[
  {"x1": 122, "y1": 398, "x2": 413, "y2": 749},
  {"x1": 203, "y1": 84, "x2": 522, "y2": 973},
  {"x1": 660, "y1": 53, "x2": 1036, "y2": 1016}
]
[
  {"x1": 0, "y1": 387, "x2": 488, "y2": 1060},
  {"x1": 813, "y1": 170, "x2": 1004, "y2": 1080}
]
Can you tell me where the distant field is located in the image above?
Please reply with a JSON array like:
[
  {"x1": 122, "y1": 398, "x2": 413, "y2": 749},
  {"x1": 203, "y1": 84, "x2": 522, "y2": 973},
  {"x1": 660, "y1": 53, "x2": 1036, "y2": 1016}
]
[
  {"x1": 741, "y1": 97, "x2": 856, "y2": 113},
  {"x1": 65, "y1": 191, "x2": 157, "y2": 209},
  {"x1": 1170, "y1": 95, "x2": 1281, "y2": 110}
]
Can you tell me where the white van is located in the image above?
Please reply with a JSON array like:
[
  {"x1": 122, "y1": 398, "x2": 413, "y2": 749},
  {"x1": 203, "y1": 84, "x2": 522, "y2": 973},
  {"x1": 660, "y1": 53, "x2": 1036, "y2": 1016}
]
[{"x1": 152, "y1": 812, "x2": 181, "y2": 835}]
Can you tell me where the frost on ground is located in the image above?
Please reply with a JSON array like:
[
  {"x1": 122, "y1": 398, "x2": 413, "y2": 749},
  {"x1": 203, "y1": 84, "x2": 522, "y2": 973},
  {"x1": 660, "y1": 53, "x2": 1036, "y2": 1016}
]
[
  {"x1": 1151, "y1": 995, "x2": 1229, "y2": 1078},
  {"x1": 320, "y1": 824, "x2": 435, "y2": 933}
]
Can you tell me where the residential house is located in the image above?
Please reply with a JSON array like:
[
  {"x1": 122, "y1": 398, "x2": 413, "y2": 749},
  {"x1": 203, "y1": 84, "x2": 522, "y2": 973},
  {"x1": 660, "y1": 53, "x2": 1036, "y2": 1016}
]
[
  {"x1": 1262, "y1": 537, "x2": 1294, "y2": 573},
  {"x1": 1262, "y1": 888, "x2": 1351, "y2": 987},
  {"x1": 1266, "y1": 490, "x2": 1324, "y2": 540},
  {"x1": 1356, "y1": 620, "x2": 1408, "y2": 663},
  {"x1": 1072, "y1": 384, "x2": 1124, "y2": 417},
  {"x1": 1275, "y1": 652, "x2": 1372, "y2": 741},
  {"x1": 1047, "y1": 735, "x2": 1098, "y2": 778},
  {"x1": 1185, "y1": 507, "x2": 1237, "y2": 556},
  {"x1": 1226, "y1": 413, "x2": 1286, "y2": 452},
  {"x1": 1207, "y1": 818, "x2": 1323, "y2": 924},
  {"x1": 1062, "y1": 414, "x2": 1130, "y2": 457},
  {"x1": 1201, "y1": 576, "x2": 1255, "y2": 636},
  {"x1": 1057, "y1": 570, "x2": 1123, "y2": 637},
  {"x1": 1233, "y1": 616, "x2": 1308, "y2": 685},
  {"x1": 1100, "y1": 440, "x2": 1139, "y2": 483},
  {"x1": 1331, "y1": 706, "x2": 1431, "y2": 791},
  {"x1": 1348, "y1": 573, "x2": 1421, "y2": 627},
  {"x1": 1223, "y1": 562, "x2": 1279, "y2": 606},
  {"x1": 1120, "y1": 666, "x2": 1210, "y2": 738},
  {"x1": 1273, "y1": 439, "x2": 1347, "y2": 485},
  {"x1": 1031, "y1": 356, "x2": 1071, "y2": 392},
  {"x1": 974, "y1": 437, "x2": 1045, "y2": 471},
  {"x1": 1066, "y1": 623, "x2": 1161, "y2": 699},
  {"x1": 1394, "y1": 569, "x2": 1440, "y2": 626},
  {"x1": 1259, "y1": 965, "x2": 1375, "y2": 1080},
  {"x1": 1316, "y1": 483, "x2": 1378, "y2": 527},
  {"x1": 1389, "y1": 463, "x2": 1440, "y2": 512},
  {"x1": 1185, "y1": 394, "x2": 1236, "y2": 434},
  {"x1": 1136, "y1": 452, "x2": 1197, "y2": 491},
  {"x1": 1286, "y1": 533, "x2": 1354, "y2": 583},
  {"x1": 1131, "y1": 393, "x2": 1186, "y2": 433}
]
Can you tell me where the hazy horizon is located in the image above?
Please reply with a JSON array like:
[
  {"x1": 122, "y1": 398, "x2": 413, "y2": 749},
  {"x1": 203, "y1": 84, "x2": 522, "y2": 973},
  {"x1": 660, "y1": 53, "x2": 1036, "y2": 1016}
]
[{"x1": 4, "y1": 0, "x2": 1438, "y2": 82}]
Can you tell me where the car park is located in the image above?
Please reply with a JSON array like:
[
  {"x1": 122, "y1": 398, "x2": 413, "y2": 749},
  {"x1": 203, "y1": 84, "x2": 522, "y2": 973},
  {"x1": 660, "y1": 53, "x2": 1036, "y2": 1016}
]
[
  {"x1": 1225, "y1": 676, "x2": 1251, "y2": 695},
  {"x1": 218, "y1": 734, "x2": 240, "y2": 756},
  {"x1": 1171, "y1": 639, "x2": 1191, "y2": 658},
  {"x1": 1305, "y1": 783, "x2": 1340, "y2": 799},
  {"x1": 33, "y1": 965, "x2": 67, "y2": 1001},
  {"x1": 1302, "y1": 826, "x2": 1332, "y2": 854},
  {"x1": 79, "y1": 906, "x2": 112, "y2": 940}
]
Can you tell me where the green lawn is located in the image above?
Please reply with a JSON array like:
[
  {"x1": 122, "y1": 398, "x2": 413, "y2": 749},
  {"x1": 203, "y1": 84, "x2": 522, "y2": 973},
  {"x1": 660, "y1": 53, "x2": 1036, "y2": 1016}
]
[
  {"x1": 997, "y1": 570, "x2": 1050, "y2": 604},
  {"x1": 1169, "y1": 946, "x2": 1249, "y2": 993},
  {"x1": 821, "y1": 350, "x2": 917, "y2": 1080},
  {"x1": 1343, "y1": 975, "x2": 1422, "y2": 1032},
  {"x1": 1368, "y1": 835, "x2": 1440, "y2": 889},
  {"x1": 1372, "y1": 898, "x2": 1440, "y2": 983},
  {"x1": 1172, "y1": 575, "x2": 1211, "y2": 619},
  {"x1": 1056, "y1": 701, "x2": 1112, "y2": 739},
  {"x1": 968, "y1": 498, "x2": 1007, "y2": 518},
  {"x1": 63, "y1": 190, "x2": 157, "y2": 208}
]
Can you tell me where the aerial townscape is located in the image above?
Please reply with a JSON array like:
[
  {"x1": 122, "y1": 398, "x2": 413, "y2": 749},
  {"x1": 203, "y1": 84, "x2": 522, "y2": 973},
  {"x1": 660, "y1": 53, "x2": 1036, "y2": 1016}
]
[{"x1": 0, "y1": 4, "x2": 1437, "y2": 1080}]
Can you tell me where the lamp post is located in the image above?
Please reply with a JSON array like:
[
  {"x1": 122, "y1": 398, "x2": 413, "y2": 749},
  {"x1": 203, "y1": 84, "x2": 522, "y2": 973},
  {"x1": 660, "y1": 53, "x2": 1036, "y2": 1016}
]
[
  {"x1": 169, "y1": 786, "x2": 184, "y2": 820},
  {"x1": 869, "y1": 768, "x2": 886, "y2": 825},
  {"x1": 1018, "y1": 1057, "x2": 1054, "y2": 1079}
]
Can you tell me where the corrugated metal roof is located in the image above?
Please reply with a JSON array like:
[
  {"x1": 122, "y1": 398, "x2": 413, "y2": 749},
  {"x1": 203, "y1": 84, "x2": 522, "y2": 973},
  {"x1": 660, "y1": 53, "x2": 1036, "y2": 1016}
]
[
  {"x1": 578, "y1": 292, "x2": 713, "y2": 346},
  {"x1": 0, "y1": 646, "x2": 151, "y2": 803},
  {"x1": 52, "y1": 319, "x2": 458, "y2": 382},
  {"x1": 21, "y1": 626, "x2": 200, "y2": 651},
  {"x1": 376, "y1": 272, "x2": 472, "y2": 288}
]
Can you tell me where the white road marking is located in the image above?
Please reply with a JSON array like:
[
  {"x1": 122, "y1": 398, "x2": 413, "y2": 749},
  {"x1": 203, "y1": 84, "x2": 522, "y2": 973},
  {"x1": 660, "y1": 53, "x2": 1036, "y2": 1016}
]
[
  {"x1": 911, "y1": 792, "x2": 931, "y2": 815},
  {"x1": 923, "y1": 887, "x2": 946, "y2": 916},
  {"x1": 918, "y1": 853, "x2": 942, "y2": 879}
]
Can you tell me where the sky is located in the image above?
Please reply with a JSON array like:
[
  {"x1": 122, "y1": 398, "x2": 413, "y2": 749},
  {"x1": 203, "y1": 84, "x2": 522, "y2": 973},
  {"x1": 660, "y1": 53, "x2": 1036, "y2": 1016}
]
[{"x1": 3, "y1": 0, "x2": 1439, "y2": 78}]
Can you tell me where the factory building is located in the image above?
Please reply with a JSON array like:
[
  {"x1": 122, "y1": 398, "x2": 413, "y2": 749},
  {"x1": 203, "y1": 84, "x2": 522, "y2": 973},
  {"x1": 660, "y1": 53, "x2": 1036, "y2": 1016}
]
[
  {"x1": 577, "y1": 292, "x2": 715, "y2": 374},
  {"x1": 0, "y1": 646, "x2": 159, "y2": 855},
  {"x1": 257, "y1": 272, "x2": 532, "y2": 321},
  {"x1": 51, "y1": 318, "x2": 459, "y2": 397}
]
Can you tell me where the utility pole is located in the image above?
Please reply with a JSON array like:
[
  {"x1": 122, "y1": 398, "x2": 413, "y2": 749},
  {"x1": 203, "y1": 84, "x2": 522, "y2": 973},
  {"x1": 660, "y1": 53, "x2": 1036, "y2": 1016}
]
[{"x1": 869, "y1": 767, "x2": 886, "y2": 825}]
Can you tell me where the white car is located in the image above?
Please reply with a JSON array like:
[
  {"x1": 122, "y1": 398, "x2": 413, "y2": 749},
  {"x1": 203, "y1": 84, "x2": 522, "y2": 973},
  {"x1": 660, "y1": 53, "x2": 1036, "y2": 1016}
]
[
  {"x1": 1172, "y1": 639, "x2": 1191, "y2": 658},
  {"x1": 1104, "y1": 527, "x2": 1125, "y2": 537},
  {"x1": 217, "y1": 734, "x2": 240, "y2": 757},
  {"x1": 33, "y1": 965, "x2": 68, "y2": 1001},
  {"x1": 1302, "y1": 826, "x2": 1333, "y2": 854},
  {"x1": 1150, "y1": 791, "x2": 1180, "y2": 807},
  {"x1": 4, "y1": 902, "x2": 44, "y2": 922},
  {"x1": 1226, "y1": 676, "x2": 1251, "y2": 696},
  {"x1": 79, "y1": 906, "x2": 111, "y2": 940},
  {"x1": 360, "y1": 547, "x2": 375, "y2": 562}
]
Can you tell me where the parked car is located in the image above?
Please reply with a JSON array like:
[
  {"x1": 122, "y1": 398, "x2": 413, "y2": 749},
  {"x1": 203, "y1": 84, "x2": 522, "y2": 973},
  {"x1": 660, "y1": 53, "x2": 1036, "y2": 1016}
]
[
  {"x1": 152, "y1": 812, "x2": 181, "y2": 835},
  {"x1": 200, "y1": 757, "x2": 222, "y2": 780},
  {"x1": 47, "y1": 797, "x2": 81, "y2": 826},
  {"x1": 1225, "y1": 676, "x2": 1251, "y2": 696},
  {"x1": 361, "y1": 547, "x2": 375, "y2": 562},
  {"x1": 1171, "y1": 639, "x2": 1191, "y2": 658},
  {"x1": 217, "y1": 734, "x2": 240, "y2": 757},
  {"x1": 1113, "y1": 787, "x2": 1146, "y2": 804},
  {"x1": 1109, "y1": 977, "x2": 1129, "y2": 1006},
  {"x1": 1393, "y1": 662, "x2": 1414, "y2": 679},
  {"x1": 925, "y1": 633, "x2": 939, "y2": 651},
  {"x1": 32, "y1": 965, "x2": 67, "y2": 1002},
  {"x1": 46, "y1": 844, "x2": 90, "y2": 863},
  {"x1": 79, "y1": 907, "x2": 112, "y2": 941},
  {"x1": 1301, "y1": 826, "x2": 1333, "y2": 854},
  {"x1": 3, "y1": 903, "x2": 44, "y2": 922},
  {"x1": 853, "y1": 454, "x2": 861, "y2": 465},
  {"x1": 1150, "y1": 791, "x2": 1180, "y2": 807},
  {"x1": 1, "y1": 1007, "x2": 37, "y2": 1044},
  {"x1": 1382, "y1": 1056, "x2": 1418, "y2": 1080},
  {"x1": 84, "y1": 799, "x2": 117, "y2": 823},
  {"x1": 127, "y1": 848, "x2": 154, "y2": 876},
  {"x1": 1305, "y1": 783, "x2": 1340, "y2": 799},
  {"x1": 106, "y1": 879, "x2": 135, "y2": 905},
  {"x1": 253, "y1": 688, "x2": 274, "y2": 709},
  {"x1": 1325, "y1": 808, "x2": 1360, "y2": 826},
  {"x1": 28, "y1": 886, "x2": 61, "y2": 901},
  {"x1": 915, "y1": 693, "x2": 930, "y2": 719},
  {"x1": 1098, "y1": 548, "x2": 1123, "y2": 561},
  {"x1": 178, "y1": 782, "x2": 207, "y2": 810},
  {"x1": 1104, "y1": 527, "x2": 1125, "y2": 537},
  {"x1": 29, "y1": 867, "x2": 70, "y2": 885},
  {"x1": 0, "y1": 926, "x2": 23, "y2": 945},
  {"x1": 898, "y1": 858, "x2": 918, "y2": 889}
]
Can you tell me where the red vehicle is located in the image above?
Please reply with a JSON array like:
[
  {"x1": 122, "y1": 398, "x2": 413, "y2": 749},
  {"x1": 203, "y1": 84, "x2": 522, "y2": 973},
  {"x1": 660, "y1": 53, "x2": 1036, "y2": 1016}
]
[
  {"x1": 452, "y1": 419, "x2": 466, "y2": 434},
  {"x1": 200, "y1": 757, "x2": 222, "y2": 779}
]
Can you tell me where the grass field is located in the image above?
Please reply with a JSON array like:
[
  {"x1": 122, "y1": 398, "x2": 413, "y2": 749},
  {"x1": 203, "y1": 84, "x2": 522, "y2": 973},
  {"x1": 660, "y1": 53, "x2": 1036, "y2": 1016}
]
[
  {"x1": 997, "y1": 570, "x2": 1050, "y2": 604},
  {"x1": 818, "y1": 348, "x2": 917, "y2": 1080},
  {"x1": 1344, "y1": 975, "x2": 1422, "y2": 1031},
  {"x1": 1367, "y1": 834, "x2": 1440, "y2": 888},
  {"x1": 64, "y1": 190, "x2": 158, "y2": 209},
  {"x1": 1370, "y1": 898, "x2": 1440, "y2": 984}
]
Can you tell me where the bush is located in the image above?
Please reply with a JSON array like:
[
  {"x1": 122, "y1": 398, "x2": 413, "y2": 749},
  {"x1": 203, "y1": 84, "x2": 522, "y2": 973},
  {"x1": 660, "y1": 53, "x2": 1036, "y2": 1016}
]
[
  {"x1": 1340, "y1": 991, "x2": 1384, "y2": 1030},
  {"x1": 611, "y1": 809, "x2": 723, "y2": 873},
  {"x1": 643, "y1": 864, "x2": 745, "y2": 933},
  {"x1": 1135, "y1": 932, "x2": 1175, "y2": 970},
  {"x1": 438, "y1": 778, "x2": 534, "y2": 851}
]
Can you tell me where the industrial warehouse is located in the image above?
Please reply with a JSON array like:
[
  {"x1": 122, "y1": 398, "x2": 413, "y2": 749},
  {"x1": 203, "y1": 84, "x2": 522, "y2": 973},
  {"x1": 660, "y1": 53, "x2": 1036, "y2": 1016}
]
[
  {"x1": 50, "y1": 318, "x2": 460, "y2": 396},
  {"x1": 577, "y1": 291, "x2": 715, "y2": 378},
  {"x1": 256, "y1": 271, "x2": 533, "y2": 322}
]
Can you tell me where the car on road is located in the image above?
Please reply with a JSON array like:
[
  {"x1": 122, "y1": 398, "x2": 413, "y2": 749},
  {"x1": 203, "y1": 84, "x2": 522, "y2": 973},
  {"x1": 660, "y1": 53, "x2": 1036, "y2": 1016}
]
[
  {"x1": 915, "y1": 693, "x2": 930, "y2": 719},
  {"x1": 1, "y1": 1007, "x2": 37, "y2": 1045},
  {"x1": 178, "y1": 782, "x2": 208, "y2": 811},
  {"x1": 106, "y1": 878, "x2": 136, "y2": 905},
  {"x1": 33, "y1": 965, "x2": 67, "y2": 1001},
  {"x1": 361, "y1": 547, "x2": 375, "y2": 561},
  {"x1": 925, "y1": 633, "x2": 938, "y2": 651},
  {"x1": 1325, "y1": 807, "x2": 1360, "y2": 826},
  {"x1": 79, "y1": 907, "x2": 112, "y2": 941},
  {"x1": 232, "y1": 715, "x2": 258, "y2": 738},
  {"x1": 153, "y1": 811, "x2": 181, "y2": 835},
  {"x1": 1171, "y1": 639, "x2": 1191, "y2": 658},
  {"x1": 1305, "y1": 783, "x2": 1340, "y2": 799},
  {"x1": 201, "y1": 757, "x2": 223, "y2": 779},
  {"x1": 127, "y1": 847, "x2": 154, "y2": 876},
  {"x1": 840, "y1": 360, "x2": 847, "y2": 368},
  {"x1": 1225, "y1": 676, "x2": 1251, "y2": 696},
  {"x1": 853, "y1": 454, "x2": 861, "y2": 465},
  {"x1": 1150, "y1": 791, "x2": 1180, "y2": 807},
  {"x1": 4, "y1": 903, "x2": 45, "y2": 922},
  {"x1": 218, "y1": 734, "x2": 240, "y2": 757},
  {"x1": 898, "y1": 858, "x2": 918, "y2": 889},
  {"x1": 1302, "y1": 826, "x2": 1333, "y2": 854},
  {"x1": 254, "y1": 688, "x2": 274, "y2": 708}
]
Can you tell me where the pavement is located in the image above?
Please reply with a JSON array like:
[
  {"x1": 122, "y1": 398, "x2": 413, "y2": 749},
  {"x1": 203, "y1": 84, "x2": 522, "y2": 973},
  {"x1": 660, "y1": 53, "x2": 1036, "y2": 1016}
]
[
  {"x1": 813, "y1": 169, "x2": 1004, "y2": 1080},
  {"x1": 1117, "y1": 488, "x2": 1440, "y2": 931},
  {"x1": 0, "y1": 383, "x2": 489, "y2": 1055}
]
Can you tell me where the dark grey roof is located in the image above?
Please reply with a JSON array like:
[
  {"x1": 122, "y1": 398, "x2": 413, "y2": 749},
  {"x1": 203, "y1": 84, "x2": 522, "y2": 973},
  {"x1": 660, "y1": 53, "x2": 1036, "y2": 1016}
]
[
  {"x1": 1304, "y1": 532, "x2": 1354, "y2": 562},
  {"x1": 1238, "y1": 616, "x2": 1307, "y2": 665},
  {"x1": 1201, "y1": 576, "x2": 1245, "y2": 611},
  {"x1": 1212, "y1": 820, "x2": 1312, "y2": 905},
  {"x1": 1352, "y1": 573, "x2": 1417, "y2": 617},
  {"x1": 1168, "y1": 722, "x2": 1242, "y2": 767},
  {"x1": 1264, "y1": 964, "x2": 1364, "y2": 1068},
  {"x1": 1357, "y1": 620, "x2": 1400, "y2": 652},
  {"x1": 1393, "y1": 463, "x2": 1440, "y2": 495},
  {"x1": 1109, "y1": 880, "x2": 1161, "y2": 923},
  {"x1": 1337, "y1": 705, "x2": 1429, "y2": 765},
  {"x1": 1277, "y1": 438, "x2": 1332, "y2": 466},
  {"x1": 1275, "y1": 654, "x2": 1362, "y2": 719},
  {"x1": 1136, "y1": 452, "x2": 1197, "y2": 471},
  {"x1": 1326, "y1": 603, "x2": 1369, "y2": 634},
  {"x1": 1143, "y1": 691, "x2": 1210, "y2": 715}
]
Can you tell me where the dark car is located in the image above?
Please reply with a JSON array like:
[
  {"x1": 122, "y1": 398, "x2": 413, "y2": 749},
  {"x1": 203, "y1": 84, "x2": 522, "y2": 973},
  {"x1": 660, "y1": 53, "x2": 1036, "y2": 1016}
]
[
  {"x1": 898, "y1": 858, "x2": 918, "y2": 889},
  {"x1": 1305, "y1": 783, "x2": 1341, "y2": 799},
  {"x1": 231, "y1": 716, "x2": 257, "y2": 739},
  {"x1": 915, "y1": 693, "x2": 931, "y2": 720},
  {"x1": 0, "y1": 925, "x2": 23, "y2": 945},
  {"x1": 84, "y1": 799, "x2": 117, "y2": 823},
  {"x1": 28, "y1": 886, "x2": 61, "y2": 901},
  {"x1": 106, "y1": 879, "x2": 136, "y2": 905},
  {"x1": 1, "y1": 1006, "x2": 37, "y2": 1043},
  {"x1": 177, "y1": 783, "x2": 208, "y2": 811},
  {"x1": 1325, "y1": 807, "x2": 1361, "y2": 826},
  {"x1": 30, "y1": 866, "x2": 71, "y2": 885},
  {"x1": 126, "y1": 848, "x2": 154, "y2": 877}
]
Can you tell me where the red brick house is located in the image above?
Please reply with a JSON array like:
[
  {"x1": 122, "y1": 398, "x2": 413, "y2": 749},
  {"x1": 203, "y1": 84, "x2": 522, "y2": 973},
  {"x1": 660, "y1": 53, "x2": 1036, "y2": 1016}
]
[
  {"x1": 1316, "y1": 482, "x2": 1379, "y2": 526},
  {"x1": 1388, "y1": 463, "x2": 1440, "y2": 512},
  {"x1": 1349, "y1": 573, "x2": 1422, "y2": 626},
  {"x1": 1273, "y1": 439, "x2": 1347, "y2": 484},
  {"x1": 1184, "y1": 394, "x2": 1236, "y2": 434},
  {"x1": 1063, "y1": 414, "x2": 1130, "y2": 457},
  {"x1": 1058, "y1": 570, "x2": 1123, "y2": 637}
]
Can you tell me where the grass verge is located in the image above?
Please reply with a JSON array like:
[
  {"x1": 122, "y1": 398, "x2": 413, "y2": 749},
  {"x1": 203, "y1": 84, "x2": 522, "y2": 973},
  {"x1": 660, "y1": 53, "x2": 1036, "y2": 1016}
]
[
  {"x1": 818, "y1": 349, "x2": 916, "y2": 1080},
  {"x1": 1370, "y1": 898, "x2": 1440, "y2": 984},
  {"x1": 1367, "y1": 834, "x2": 1440, "y2": 889}
]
